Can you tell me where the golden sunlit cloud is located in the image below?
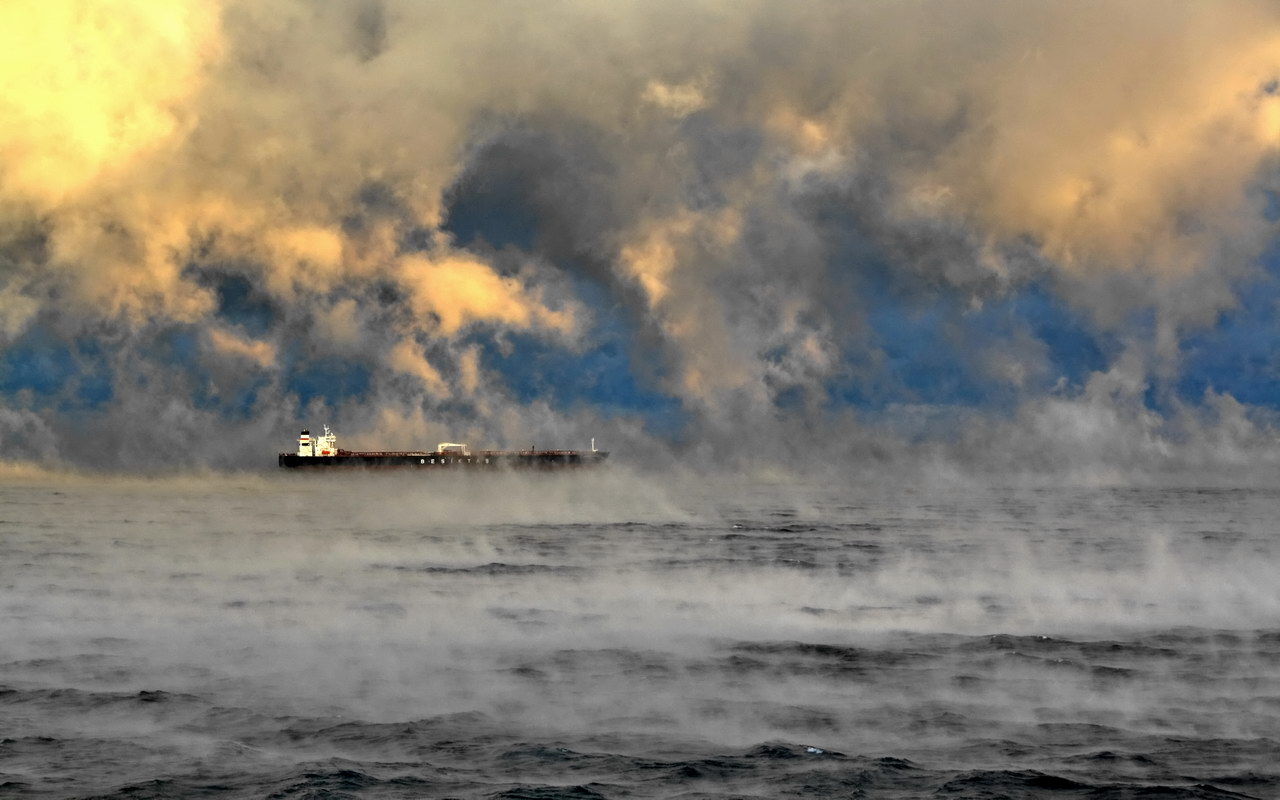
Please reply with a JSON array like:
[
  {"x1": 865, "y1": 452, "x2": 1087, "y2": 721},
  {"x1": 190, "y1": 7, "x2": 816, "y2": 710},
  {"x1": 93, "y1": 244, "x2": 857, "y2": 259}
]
[
  {"x1": 399, "y1": 254, "x2": 576, "y2": 337},
  {"x1": 0, "y1": 0, "x2": 222, "y2": 207},
  {"x1": 265, "y1": 225, "x2": 347, "y2": 295},
  {"x1": 388, "y1": 339, "x2": 448, "y2": 396},
  {"x1": 205, "y1": 327, "x2": 276, "y2": 369},
  {"x1": 641, "y1": 79, "x2": 710, "y2": 117}
]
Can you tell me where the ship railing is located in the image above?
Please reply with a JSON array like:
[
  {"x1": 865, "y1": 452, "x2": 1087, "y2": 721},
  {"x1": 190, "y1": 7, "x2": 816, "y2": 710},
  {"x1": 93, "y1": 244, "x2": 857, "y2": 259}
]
[{"x1": 477, "y1": 449, "x2": 583, "y2": 456}]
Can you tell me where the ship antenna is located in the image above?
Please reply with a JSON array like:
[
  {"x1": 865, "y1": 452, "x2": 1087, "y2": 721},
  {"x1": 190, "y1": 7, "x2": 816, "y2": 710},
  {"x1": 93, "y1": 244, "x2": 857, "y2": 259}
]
[{"x1": 591, "y1": 437, "x2": 596, "y2": 453}]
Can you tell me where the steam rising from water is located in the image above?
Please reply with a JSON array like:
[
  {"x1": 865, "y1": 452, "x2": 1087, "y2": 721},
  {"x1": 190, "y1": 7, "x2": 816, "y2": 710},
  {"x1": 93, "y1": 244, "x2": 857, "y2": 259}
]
[{"x1": 2, "y1": 472, "x2": 1277, "y2": 795}]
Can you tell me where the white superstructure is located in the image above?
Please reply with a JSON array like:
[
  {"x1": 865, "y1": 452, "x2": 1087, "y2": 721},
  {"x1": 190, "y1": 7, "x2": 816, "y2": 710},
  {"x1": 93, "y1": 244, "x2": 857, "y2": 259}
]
[{"x1": 297, "y1": 425, "x2": 339, "y2": 457}]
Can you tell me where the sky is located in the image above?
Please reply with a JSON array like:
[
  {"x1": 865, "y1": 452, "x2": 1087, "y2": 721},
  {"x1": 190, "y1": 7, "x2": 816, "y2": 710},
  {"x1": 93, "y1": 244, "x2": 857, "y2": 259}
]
[{"x1": 1, "y1": 0, "x2": 1280, "y2": 477}]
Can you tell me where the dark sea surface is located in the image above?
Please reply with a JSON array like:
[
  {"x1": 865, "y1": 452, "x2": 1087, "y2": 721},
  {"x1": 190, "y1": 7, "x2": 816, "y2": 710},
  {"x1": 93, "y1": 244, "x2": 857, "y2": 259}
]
[{"x1": 1, "y1": 469, "x2": 1277, "y2": 799}]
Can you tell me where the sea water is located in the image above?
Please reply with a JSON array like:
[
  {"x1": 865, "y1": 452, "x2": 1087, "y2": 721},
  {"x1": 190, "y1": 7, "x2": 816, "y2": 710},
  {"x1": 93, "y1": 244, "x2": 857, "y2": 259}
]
[{"x1": 0, "y1": 468, "x2": 1277, "y2": 798}]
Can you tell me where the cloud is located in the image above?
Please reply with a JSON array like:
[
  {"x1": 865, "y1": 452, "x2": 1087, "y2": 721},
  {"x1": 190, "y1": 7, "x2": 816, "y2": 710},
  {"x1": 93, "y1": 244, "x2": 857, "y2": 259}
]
[
  {"x1": 205, "y1": 327, "x2": 276, "y2": 369},
  {"x1": 642, "y1": 79, "x2": 710, "y2": 118},
  {"x1": 387, "y1": 338, "x2": 446, "y2": 396},
  {"x1": 0, "y1": 0, "x2": 1278, "y2": 471},
  {"x1": 399, "y1": 253, "x2": 577, "y2": 337},
  {"x1": 264, "y1": 226, "x2": 347, "y2": 296},
  {"x1": 0, "y1": 0, "x2": 221, "y2": 208}
]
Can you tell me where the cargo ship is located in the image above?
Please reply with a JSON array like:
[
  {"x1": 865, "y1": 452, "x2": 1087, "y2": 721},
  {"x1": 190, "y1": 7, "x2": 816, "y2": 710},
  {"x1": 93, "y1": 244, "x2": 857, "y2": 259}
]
[{"x1": 278, "y1": 425, "x2": 609, "y2": 469}]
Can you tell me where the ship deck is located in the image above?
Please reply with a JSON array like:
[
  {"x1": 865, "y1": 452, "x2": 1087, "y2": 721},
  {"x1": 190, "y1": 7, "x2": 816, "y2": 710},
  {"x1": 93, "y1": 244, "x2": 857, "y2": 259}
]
[{"x1": 278, "y1": 450, "x2": 609, "y2": 469}]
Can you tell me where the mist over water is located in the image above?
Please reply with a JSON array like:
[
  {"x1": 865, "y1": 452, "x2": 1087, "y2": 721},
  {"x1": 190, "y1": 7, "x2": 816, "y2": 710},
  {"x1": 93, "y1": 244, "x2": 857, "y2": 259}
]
[{"x1": 1, "y1": 469, "x2": 1278, "y2": 798}]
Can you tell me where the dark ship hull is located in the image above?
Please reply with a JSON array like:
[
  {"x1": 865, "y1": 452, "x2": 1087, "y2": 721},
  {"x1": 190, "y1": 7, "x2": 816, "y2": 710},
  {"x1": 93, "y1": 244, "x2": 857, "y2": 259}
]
[
  {"x1": 278, "y1": 450, "x2": 608, "y2": 470},
  {"x1": 280, "y1": 426, "x2": 608, "y2": 470}
]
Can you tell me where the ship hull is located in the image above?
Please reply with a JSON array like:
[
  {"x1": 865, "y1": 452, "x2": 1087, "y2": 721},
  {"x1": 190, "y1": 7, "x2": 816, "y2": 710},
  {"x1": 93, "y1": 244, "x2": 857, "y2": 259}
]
[{"x1": 277, "y1": 452, "x2": 608, "y2": 470}]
